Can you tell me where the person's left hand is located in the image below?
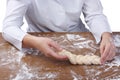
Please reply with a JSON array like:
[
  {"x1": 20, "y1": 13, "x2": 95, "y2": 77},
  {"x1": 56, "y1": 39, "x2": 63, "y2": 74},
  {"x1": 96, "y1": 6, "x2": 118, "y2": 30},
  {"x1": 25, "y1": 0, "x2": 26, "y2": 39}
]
[{"x1": 100, "y1": 32, "x2": 116, "y2": 64}]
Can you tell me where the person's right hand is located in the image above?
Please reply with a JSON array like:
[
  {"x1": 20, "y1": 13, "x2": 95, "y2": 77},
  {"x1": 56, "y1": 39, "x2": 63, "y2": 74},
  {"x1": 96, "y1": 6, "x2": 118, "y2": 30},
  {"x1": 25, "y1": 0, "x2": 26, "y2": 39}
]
[{"x1": 22, "y1": 34, "x2": 68, "y2": 60}]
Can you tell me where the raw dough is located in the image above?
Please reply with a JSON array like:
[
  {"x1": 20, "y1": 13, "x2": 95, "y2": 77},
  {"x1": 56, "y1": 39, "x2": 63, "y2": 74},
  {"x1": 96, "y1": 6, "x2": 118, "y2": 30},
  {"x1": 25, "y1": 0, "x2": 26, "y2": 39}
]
[{"x1": 58, "y1": 50, "x2": 101, "y2": 65}]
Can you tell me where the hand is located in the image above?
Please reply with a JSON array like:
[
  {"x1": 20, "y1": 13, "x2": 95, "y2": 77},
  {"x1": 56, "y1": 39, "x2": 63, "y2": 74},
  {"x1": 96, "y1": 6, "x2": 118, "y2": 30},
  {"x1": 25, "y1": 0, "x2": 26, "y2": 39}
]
[
  {"x1": 100, "y1": 32, "x2": 116, "y2": 64},
  {"x1": 23, "y1": 34, "x2": 68, "y2": 60},
  {"x1": 35, "y1": 37, "x2": 68, "y2": 60}
]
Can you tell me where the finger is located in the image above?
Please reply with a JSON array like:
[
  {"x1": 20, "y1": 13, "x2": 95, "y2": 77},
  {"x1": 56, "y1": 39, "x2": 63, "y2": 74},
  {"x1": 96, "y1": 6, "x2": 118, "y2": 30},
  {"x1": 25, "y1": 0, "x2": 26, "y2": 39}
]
[
  {"x1": 105, "y1": 49, "x2": 113, "y2": 61},
  {"x1": 100, "y1": 43, "x2": 105, "y2": 55},
  {"x1": 45, "y1": 46, "x2": 68, "y2": 60},
  {"x1": 49, "y1": 41, "x2": 62, "y2": 51},
  {"x1": 106, "y1": 46, "x2": 116, "y2": 60},
  {"x1": 100, "y1": 43, "x2": 105, "y2": 62},
  {"x1": 100, "y1": 45, "x2": 110, "y2": 64}
]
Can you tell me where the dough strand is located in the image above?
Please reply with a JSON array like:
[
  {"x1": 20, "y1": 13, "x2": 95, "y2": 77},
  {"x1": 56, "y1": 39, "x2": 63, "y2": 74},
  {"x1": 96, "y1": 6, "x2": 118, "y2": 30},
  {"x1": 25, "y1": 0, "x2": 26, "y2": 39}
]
[{"x1": 58, "y1": 50, "x2": 101, "y2": 65}]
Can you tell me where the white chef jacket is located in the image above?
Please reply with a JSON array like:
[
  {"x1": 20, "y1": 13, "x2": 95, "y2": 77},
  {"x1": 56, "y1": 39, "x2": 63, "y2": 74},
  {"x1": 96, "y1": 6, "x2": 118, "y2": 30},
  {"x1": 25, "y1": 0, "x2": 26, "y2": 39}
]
[{"x1": 2, "y1": 0, "x2": 112, "y2": 50}]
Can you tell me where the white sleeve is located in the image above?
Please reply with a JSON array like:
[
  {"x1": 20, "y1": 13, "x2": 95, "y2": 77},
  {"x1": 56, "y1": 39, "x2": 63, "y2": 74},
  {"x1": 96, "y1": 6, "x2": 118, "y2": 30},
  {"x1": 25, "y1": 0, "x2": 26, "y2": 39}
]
[
  {"x1": 82, "y1": 0, "x2": 112, "y2": 43},
  {"x1": 2, "y1": 0, "x2": 30, "y2": 50}
]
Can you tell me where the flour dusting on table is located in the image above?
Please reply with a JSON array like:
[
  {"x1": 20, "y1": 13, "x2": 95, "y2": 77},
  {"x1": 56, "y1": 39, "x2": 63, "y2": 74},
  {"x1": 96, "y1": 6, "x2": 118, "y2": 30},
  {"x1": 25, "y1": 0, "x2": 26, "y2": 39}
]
[
  {"x1": 105, "y1": 55, "x2": 120, "y2": 67},
  {"x1": 1, "y1": 33, "x2": 120, "y2": 80},
  {"x1": 114, "y1": 35, "x2": 120, "y2": 47}
]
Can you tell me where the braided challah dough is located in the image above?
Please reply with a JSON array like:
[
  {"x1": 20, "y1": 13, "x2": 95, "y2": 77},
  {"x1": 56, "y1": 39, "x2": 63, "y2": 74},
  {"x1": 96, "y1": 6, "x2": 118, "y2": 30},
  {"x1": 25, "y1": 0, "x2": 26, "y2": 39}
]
[{"x1": 58, "y1": 50, "x2": 101, "y2": 65}]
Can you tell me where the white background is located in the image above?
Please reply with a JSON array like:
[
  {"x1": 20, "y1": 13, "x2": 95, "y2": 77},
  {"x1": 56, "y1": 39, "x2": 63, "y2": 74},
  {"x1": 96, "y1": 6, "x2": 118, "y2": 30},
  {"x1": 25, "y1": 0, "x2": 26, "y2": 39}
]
[{"x1": 0, "y1": 0, "x2": 120, "y2": 32}]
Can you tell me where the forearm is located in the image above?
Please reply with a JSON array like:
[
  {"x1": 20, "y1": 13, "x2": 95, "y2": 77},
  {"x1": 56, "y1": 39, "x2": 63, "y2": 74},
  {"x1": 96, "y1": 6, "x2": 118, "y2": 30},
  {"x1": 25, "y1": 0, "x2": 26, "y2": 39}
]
[{"x1": 22, "y1": 34, "x2": 38, "y2": 49}]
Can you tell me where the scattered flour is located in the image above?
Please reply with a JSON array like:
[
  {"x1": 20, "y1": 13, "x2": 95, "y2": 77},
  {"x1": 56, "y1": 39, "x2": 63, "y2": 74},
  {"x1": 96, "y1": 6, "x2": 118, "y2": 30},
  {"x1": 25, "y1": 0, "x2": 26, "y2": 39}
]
[
  {"x1": 66, "y1": 34, "x2": 86, "y2": 41},
  {"x1": 12, "y1": 64, "x2": 34, "y2": 80},
  {"x1": 114, "y1": 35, "x2": 120, "y2": 47},
  {"x1": 0, "y1": 47, "x2": 24, "y2": 66},
  {"x1": 105, "y1": 55, "x2": 120, "y2": 67},
  {"x1": 70, "y1": 70, "x2": 83, "y2": 80}
]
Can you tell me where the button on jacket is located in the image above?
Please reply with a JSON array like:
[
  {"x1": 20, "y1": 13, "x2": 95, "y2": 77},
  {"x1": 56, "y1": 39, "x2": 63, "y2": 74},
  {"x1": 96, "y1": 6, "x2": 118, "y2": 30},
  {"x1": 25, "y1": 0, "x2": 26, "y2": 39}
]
[{"x1": 2, "y1": 0, "x2": 112, "y2": 50}]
